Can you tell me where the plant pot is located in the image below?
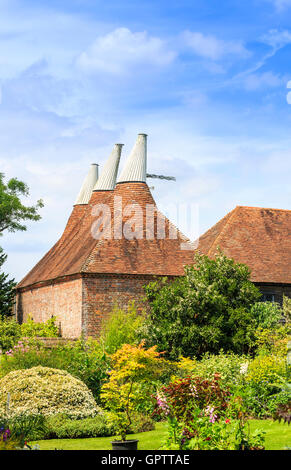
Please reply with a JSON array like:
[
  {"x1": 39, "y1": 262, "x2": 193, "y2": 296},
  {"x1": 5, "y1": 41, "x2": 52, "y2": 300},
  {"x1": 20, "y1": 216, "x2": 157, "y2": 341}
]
[{"x1": 111, "y1": 439, "x2": 139, "y2": 451}]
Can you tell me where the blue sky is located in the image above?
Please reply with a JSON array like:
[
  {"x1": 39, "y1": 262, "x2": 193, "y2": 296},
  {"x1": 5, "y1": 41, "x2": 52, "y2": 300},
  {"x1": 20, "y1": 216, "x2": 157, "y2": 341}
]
[{"x1": 1, "y1": 0, "x2": 291, "y2": 281}]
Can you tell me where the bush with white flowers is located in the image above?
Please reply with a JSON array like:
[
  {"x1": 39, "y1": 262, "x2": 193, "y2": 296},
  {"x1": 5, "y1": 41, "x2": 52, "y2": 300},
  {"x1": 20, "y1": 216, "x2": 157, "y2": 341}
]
[{"x1": 0, "y1": 366, "x2": 100, "y2": 419}]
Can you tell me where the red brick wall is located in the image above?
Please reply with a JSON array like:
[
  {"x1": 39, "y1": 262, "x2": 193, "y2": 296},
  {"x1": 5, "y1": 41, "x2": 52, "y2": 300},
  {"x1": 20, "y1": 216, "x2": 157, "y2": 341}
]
[
  {"x1": 81, "y1": 274, "x2": 156, "y2": 337},
  {"x1": 16, "y1": 278, "x2": 83, "y2": 338}
]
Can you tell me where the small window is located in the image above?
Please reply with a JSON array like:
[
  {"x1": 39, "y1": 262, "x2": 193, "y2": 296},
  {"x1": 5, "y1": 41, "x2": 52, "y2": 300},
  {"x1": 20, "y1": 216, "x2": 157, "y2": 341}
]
[{"x1": 262, "y1": 293, "x2": 275, "y2": 302}]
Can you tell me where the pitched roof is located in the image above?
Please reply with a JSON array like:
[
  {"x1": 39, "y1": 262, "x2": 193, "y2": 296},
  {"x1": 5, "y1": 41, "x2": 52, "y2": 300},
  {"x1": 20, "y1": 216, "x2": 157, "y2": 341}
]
[
  {"x1": 17, "y1": 134, "x2": 195, "y2": 289},
  {"x1": 197, "y1": 206, "x2": 291, "y2": 284},
  {"x1": 17, "y1": 183, "x2": 195, "y2": 288}
]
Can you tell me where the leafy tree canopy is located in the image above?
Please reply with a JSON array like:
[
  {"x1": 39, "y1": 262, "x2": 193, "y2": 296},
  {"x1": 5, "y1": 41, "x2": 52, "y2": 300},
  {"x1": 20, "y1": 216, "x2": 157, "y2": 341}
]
[
  {"x1": 142, "y1": 250, "x2": 261, "y2": 359},
  {"x1": 0, "y1": 247, "x2": 16, "y2": 319},
  {"x1": 0, "y1": 172, "x2": 43, "y2": 235}
]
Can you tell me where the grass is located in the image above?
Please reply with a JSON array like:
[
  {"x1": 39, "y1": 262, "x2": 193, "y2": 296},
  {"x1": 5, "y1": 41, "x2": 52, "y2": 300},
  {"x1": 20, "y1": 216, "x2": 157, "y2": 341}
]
[{"x1": 31, "y1": 419, "x2": 291, "y2": 450}]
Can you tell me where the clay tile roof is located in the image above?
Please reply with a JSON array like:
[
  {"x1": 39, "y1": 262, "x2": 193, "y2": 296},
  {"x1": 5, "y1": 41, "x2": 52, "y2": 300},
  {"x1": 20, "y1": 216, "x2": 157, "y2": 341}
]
[
  {"x1": 17, "y1": 135, "x2": 196, "y2": 290},
  {"x1": 17, "y1": 182, "x2": 196, "y2": 289},
  {"x1": 197, "y1": 206, "x2": 291, "y2": 284}
]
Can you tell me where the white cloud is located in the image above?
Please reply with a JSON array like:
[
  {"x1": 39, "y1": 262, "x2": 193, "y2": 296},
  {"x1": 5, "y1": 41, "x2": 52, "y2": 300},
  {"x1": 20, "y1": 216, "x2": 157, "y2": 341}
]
[
  {"x1": 267, "y1": 0, "x2": 291, "y2": 11},
  {"x1": 182, "y1": 31, "x2": 250, "y2": 60},
  {"x1": 76, "y1": 27, "x2": 176, "y2": 75},
  {"x1": 261, "y1": 29, "x2": 291, "y2": 49},
  {"x1": 243, "y1": 71, "x2": 282, "y2": 90}
]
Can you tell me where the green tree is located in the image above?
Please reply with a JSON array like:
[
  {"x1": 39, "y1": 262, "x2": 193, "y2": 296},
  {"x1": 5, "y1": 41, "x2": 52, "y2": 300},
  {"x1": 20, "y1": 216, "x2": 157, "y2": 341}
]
[
  {"x1": 0, "y1": 247, "x2": 16, "y2": 318},
  {"x1": 0, "y1": 172, "x2": 43, "y2": 235},
  {"x1": 142, "y1": 250, "x2": 261, "y2": 360}
]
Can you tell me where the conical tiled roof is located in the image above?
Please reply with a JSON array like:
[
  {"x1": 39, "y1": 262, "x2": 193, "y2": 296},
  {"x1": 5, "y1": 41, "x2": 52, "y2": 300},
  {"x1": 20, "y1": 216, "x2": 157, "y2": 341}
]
[{"x1": 17, "y1": 135, "x2": 196, "y2": 289}]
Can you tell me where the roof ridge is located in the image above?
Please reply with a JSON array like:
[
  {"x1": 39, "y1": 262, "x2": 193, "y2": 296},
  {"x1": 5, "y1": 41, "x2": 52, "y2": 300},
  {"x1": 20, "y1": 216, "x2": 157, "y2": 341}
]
[
  {"x1": 207, "y1": 206, "x2": 239, "y2": 257},
  {"x1": 236, "y1": 205, "x2": 291, "y2": 212}
]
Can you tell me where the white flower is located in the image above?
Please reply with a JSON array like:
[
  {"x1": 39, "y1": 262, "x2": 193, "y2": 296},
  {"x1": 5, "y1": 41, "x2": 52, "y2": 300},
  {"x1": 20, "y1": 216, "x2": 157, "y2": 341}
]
[{"x1": 239, "y1": 362, "x2": 249, "y2": 375}]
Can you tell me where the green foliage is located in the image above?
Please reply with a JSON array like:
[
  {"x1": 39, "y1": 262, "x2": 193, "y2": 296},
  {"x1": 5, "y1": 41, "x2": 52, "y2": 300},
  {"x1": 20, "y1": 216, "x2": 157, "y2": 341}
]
[
  {"x1": 20, "y1": 315, "x2": 59, "y2": 337},
  {"x1": 254, "y1": 325, "x2": 290, "y2": 357},
  {"x1": 177, "y1": 352, "x2": 249, "y2": 389},
  {"x1": 38, "y1": 413, "x2": 115, "y2": 440},
  {"x1": 100, "y1": 302, "x2": 146, "y2": 354},
  {"x1": 0, "y1": 366, "x2": 100, "y2": 419},
  {"x1": 0, "y1": 248, "x2": 16, "y2": 319},
  {"x1": 0, "y1": 338, "x2": 109, "y2": 402},
  {"x1": 101, "y1": 342, "x2": 163, "y2": 441},
  {"x1": 0, "y1": 316, "x2": 60, "y2": 353},
  {"x1": 156, "y1": 375, "x2": 265, "y2": 450},
  {"x1": 0, "y1": 172, "x2": 43, "y2": 236},
  {"x1": 143, "y1": 250, "x2": 261, "y2": 360},
  {"x1": 250, "y1": 301, "x2": 283, "y2": 329},
  {"x1": 22, "y1": 411, "x2": 154, "y2": 441},
  {"x1": 0, "y1": 413, "x2": 46, "y2": 449},
  {"x1": 0, "y1": 318, "x2": 21, "y2": 352},
  {"x1": 235, "y1": 355, "x2": 289, "y2": 418},
  {"x1": 283, "y1": 295, "x2": 291, "y2": 323}
]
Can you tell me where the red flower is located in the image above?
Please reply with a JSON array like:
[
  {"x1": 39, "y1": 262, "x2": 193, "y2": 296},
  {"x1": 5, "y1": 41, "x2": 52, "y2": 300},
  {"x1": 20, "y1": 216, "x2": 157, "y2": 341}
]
[
  {"x1": 205, "y1": 437, "x2": 211, "y2": 441},
  {"x1": 225, "y1": 419, "x2": 230, "y2": 424}
]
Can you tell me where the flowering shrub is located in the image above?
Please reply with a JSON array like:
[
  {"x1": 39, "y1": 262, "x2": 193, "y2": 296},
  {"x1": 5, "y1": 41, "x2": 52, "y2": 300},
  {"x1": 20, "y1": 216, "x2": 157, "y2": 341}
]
[
  {"x1": 155, "y1": 375, "x2": 230, "y2": 426},
  {"x1": 0, "y1": 366, "x2": 100, "y2": 419},
  {"x1": 155, "y1": 375, "x2": 265, "y2": 450},
  {"x1": 0, "y1": 414, "x2": 46, "y2": 450},
  {"x1": 5, "y1": 339, "x2": 30, "y2": 357},
  {"x1": 0, "y1": 338, "x2": 109, "y2": 402},
  {"x1": 177, "y1": 352, "x2": 250, "y2": 389}
]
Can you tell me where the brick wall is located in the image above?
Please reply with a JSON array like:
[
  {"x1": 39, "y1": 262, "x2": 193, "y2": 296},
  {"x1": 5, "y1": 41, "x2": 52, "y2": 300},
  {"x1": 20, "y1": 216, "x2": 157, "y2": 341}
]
[
  {"x1": 16, "y1": 276, "x2": 291, "y2": 340},
  {"x1": 81, "y1": 274, "x2": 158, "y2": 337},
  {"x1": 16, "y1": 277, "x2": 83, "y2": 338}
]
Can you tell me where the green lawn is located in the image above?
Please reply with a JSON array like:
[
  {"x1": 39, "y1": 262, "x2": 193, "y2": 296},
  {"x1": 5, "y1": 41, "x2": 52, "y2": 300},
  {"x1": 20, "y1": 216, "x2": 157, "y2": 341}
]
[{"x1": 31, "y1": 420, "x2": 291, "y2": 451}]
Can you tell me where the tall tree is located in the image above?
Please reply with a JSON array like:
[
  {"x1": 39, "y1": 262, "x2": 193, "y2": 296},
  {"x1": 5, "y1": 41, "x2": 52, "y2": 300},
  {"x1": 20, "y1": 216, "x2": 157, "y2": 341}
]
[
  {"x1": 0, "y1": 172, "x2": 43, "y2": 235},
  {"x1": 0, "y1": 247, "x2": 16, "y2": 318}
]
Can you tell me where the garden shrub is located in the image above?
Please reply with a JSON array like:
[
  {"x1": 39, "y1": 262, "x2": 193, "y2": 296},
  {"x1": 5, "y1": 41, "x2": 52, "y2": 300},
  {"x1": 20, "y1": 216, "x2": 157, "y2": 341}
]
[
  {"x1": 0, "y1": 366, "x2": 100, "y2": 419},
  {"x1": 155, "y1": 375, "x2": 264, "y2": 450},
  {"x1": 20, "y1": 315, "x2": 59, "y2": 338},
  {"x1": 143, "y1": 250, "x2": 261, "y2": 360},
  {"x1": 43, "y1": 413, "x2": 115, "y2": 439},
  {"x1": 0, "y1": 413, "x2": 47, "y2": 445},
  {"x1": 0, "y1": 316, "x2": 59, "y2": 353},
  {"x1": 177, "y1": 352, "x2": 249, "y2": 389},
  {"x1": 236, "y1": 355, "x2": 289, "y2": 418},
  {"x1": 246, "y1": 355, "x2": 286, "y2": 385},
  {"x1": 254, "y1": 325, "x2": 290, "y2": 357},
  {"x1": 22, "y1": 411, "x2": 154, "y2": 440},
  {"x1": 250, "y1": 301, "x2": 283, "y2": 329},
  {"x1": 101, "y1": 342, "x2": 164, "y2": 440},
  {"x1": 0, "y1": 318, "x2": 21, "y2": 352},
  {"x1": 0, "y1": 338, "x2": 109, "y2": 402},
  {"x1": 283, "y1": 295, "x2": 291, "y2": 323},
  {"x1": 99, "y1": 302, "x2": 146, "y2": 355}
]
